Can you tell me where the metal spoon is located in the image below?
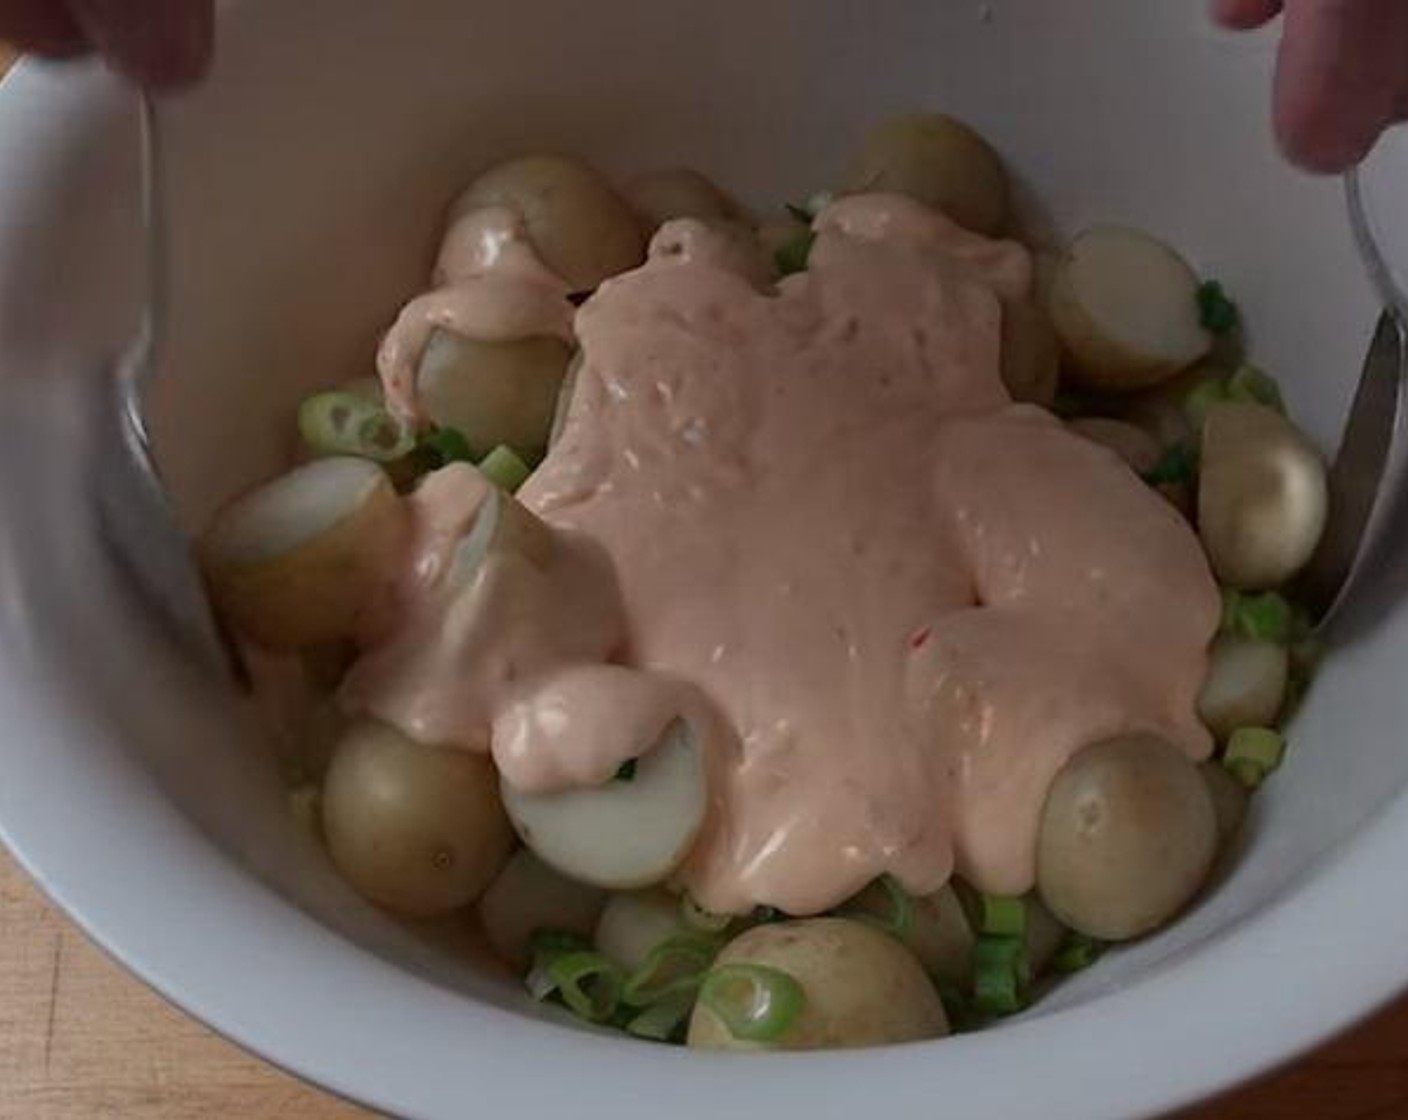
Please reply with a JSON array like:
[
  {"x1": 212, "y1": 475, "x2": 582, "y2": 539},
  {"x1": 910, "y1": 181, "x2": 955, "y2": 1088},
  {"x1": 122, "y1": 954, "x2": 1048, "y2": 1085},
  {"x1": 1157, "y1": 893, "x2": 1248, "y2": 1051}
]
[
  {"x1": 1294, "y1": 169, "x2": 1408, "y2": 629},
  {"x1": 92, "y1": 94, "x2": 237, "y2": 681}
]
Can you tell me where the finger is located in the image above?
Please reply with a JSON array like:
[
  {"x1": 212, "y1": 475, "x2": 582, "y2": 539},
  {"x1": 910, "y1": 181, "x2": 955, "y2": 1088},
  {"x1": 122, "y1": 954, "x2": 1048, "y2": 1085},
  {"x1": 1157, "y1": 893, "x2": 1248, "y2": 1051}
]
[
  {"x1": 1273, "y1": 0, "x2": 1408, "y2": 172},
  {"x1": 0, "y1": 1, "x2": 90, "y2": 56},
  {"x1": 1213, "y1": 0, "x2": 1284, "y2": 29},
  {"x1": 67, "y1": 0, "x2": 212, "y2": 90}
]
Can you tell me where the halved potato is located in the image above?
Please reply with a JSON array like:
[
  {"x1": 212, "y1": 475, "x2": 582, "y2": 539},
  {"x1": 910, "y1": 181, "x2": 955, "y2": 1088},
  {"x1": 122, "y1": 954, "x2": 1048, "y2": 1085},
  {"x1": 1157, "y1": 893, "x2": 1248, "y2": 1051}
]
[
  {"x1": 200, "y1": 457, "x2": 408, "y2": 651},
  {"x1": 1197, "y1": 634, "x2": 1290, "y2": 740},
  {"x1": 1198, "y1": 402, "x2": 1328, "y2": 589},
  {"x1": 687, "y1": 918, "x2": 948, "y2": 1050},
  {"x1": 1050, "y1": 227, "x2": 1212, "y2": 390},
  {"x1": 844, "y1": 113, "x2": 1008, "y2": 235},
  {"x1": 321, "y1": 720, "x2": 514, "y2": 916},
  {"x1": 451, "y1": 154, "x2": 645, "y2": 291},
  {"x1": 1000, "y1": 299, "x2": 1061, "y2": 407},
  {"x1": 478, "y1": 848, "x2": 606, "y2": 969},
  {"x1": 594, "y1": 889, "x2": 687, "y2": 973},
  {"x1": 417, "y1": 331, "x2": 572, "y2": 462},
  {"x1": 624, "y1": 168, "x2": 741, "y2": 230},
  {"x1": 500, "y1": 720, "x2": 707, "y2": 889},
  {"x1": 846, "y1": 880, "x2": 974, "y2": 988}
]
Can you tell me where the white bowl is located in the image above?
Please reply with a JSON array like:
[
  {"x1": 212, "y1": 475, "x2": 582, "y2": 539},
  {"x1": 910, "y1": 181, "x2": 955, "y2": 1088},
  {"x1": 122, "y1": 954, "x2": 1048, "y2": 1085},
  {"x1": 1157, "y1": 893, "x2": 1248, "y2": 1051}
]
[{"x1": 0, "y1": 2, "x2": 1405, "y2": 1117}]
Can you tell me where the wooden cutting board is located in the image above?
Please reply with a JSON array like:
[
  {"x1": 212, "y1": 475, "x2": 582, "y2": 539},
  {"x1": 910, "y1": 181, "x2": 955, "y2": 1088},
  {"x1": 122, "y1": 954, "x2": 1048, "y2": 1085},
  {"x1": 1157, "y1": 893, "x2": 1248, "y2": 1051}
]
[{"x1": 0, "y1": 46, "x2": 1406, "y2": 1120}]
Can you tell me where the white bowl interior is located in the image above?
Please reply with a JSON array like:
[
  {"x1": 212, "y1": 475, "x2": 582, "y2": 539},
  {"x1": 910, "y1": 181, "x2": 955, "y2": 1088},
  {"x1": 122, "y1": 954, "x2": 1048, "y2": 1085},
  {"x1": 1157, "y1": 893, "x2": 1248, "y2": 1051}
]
[{"x1": 0, "y1": 2, "x2": 1404, "y2": 1118}]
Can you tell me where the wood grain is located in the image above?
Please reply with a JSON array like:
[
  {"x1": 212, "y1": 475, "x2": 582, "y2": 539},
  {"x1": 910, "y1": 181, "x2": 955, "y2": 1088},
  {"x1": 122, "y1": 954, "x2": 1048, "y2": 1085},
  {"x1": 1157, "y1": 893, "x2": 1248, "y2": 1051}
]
[{"x1": 0, "y1": 42, "x2": 1406, "y2": 1120}]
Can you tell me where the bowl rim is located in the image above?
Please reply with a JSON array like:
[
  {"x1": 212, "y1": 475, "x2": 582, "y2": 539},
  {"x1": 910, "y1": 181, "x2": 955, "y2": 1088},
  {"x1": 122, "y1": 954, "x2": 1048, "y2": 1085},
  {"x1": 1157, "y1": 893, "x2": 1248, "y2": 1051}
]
[{"x1": 2, "y1": 54, "x2": 1407, "y2": 1120}]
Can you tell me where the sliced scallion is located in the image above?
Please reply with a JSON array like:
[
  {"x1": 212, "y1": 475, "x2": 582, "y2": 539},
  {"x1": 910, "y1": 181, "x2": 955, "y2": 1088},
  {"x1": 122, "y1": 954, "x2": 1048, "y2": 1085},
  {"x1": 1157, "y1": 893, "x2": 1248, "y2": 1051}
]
[
  {"x1": 622, "y1": 934, "x2": 719, "y2": 1007},
  {"x1": 978, "y1": 894, "x2": 1027, "y2": 938},
  {"x1": 297, "y1": 390, "x2": 414, "y2": 463},
  {"x1": 548, "y1": 951, "x2": 625, "y2": 1023},
  {"x1": 1223, "y1": 726, "x2": 1286, "y2": 789},
  {"x1": 972, "y1": 934, "x2": 1027, "y2": 1016},
  {"x1": 478, "y1": 444, "x2": 532, "y2": 493},
  {"x1": 1196, "y1": 280, "x2": 1240, "y2": 335},
  {"x1": 699, "y1": 963, "x2": 805, "y2": 1043},
  {"x1": 1225, "y1": 364, "x2": 1284, "y2": 412},
  {"x1": 420, "y1": 426, "x2": 475, "y2": 466},
  {"x1": 1184, "y1": 377, "x2": 1231, "y2": 429},
  {"x1": 625, "y1": 988, "x2": 698, "y2": 1042},
  {"x1": 1223, "y1": 589, "x2": 1294, "y2": 644},
  {"x1": 1142, "y1": 442, "x2": 1197, "y2": 487},
  {"x1": 845, "y1": 875, "x2": 916, "y2": 940},
  {"x1": 1051, "y1": 932, "x2": 1105, "y2": 974},
  {"x1": 775, "y1": 230, "x2": 817, "y2": 278}
]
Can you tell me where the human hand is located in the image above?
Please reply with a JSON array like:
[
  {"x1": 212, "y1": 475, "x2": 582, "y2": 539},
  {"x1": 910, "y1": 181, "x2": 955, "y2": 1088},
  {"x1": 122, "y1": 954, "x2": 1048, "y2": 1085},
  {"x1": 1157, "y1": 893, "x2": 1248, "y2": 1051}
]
[
  {"x1": 0, "y1": 0, "x2": 212, "y2": 90},
  {"x1": 1215, "y1": 0, "x2": 1408, "y2": 173}
]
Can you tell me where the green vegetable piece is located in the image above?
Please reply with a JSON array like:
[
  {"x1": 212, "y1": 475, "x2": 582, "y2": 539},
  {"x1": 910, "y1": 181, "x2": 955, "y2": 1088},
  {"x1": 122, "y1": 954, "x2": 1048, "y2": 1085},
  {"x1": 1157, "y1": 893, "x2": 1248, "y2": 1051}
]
[
  {"x1": 548, "y1": 951, "x2": 626, "y2": 1023},
  {"x1": 297, "y1": 390, "x2": 414, "y2": 463},
  {"x1": 1184, "y1": 377, "x2": 1231, "y2": 430},
  {"x1": 972, "y1": 934, "x2": 1027, "y2": 1016},
  {"x1": 622, "y1": 933, "x2": 719, "y2": 1007},
  {"x1": 613, "y1": 759, "x2": 638, "y2": 783},
  {"x1": 978, "y1": 894, "x2": 1027, "y2": 938},
  {"x1": 1142, "y1": 442, "x2": 1198, "y2": 487},
  {"x1": 842, "y1": 875, "x2": 916, "y2": 940},
  {"x1": 421, "y1": 426, "x2": 475, "y2": 466},
  {"x1": 1196, "y1": 280, "x2": 1240, "y2": 335},
  {"x1": 1051, "y1": 933, "x2": 1106, "y2": 974},
  {"x1": 698, "y1": 963, "x2": 805, "y2": 1043},
  {"x1": 775, "y1": 229, "x2": 817, "y2": 277},
  {"x1": 1225, "y1": 364, "x2": 1284, "y2": 412},
  {"x1": 1224, "y1": 590, "x2": 1294, "y2": 644},
  {"x1": 478, "y1": 444, "x2": 532, "y2": 493},
  {"x1": 625, "y1": 989, "x2": 697, "y2": 1042},
  {"x1": 1222, "y1": 727, "x2": 1287, "y2": 790}
]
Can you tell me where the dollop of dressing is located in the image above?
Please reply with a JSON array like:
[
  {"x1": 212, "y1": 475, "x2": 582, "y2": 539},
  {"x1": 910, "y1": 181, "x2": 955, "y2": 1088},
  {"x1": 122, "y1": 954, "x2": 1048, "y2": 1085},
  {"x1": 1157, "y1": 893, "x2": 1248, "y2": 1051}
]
[{"x1": 350, "y1": 193, "x2": 1219, "y2": 915}]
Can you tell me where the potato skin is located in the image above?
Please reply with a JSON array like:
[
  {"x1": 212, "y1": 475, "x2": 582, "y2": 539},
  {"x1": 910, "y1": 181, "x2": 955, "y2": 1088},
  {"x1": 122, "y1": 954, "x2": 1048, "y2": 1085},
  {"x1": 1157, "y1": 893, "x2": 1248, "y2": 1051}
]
[
  {"x1": 687, "y1": 917, "x2": 948, "y2": 1051},
  {"x1": 844, "y1": 113, "x2": 1009, "y2": 235},
  {"x1": 453, "y1": 154, "x2": 645, "y2": 291},
  {"x1": 322, "y1": 721, "x2": 514, "y2": 917},
  {"x1": 478, "y1": 849, "x2": 606, "y2": 969},
  {"x1": 624, "y1": 168, "x2": 741, "y2": 229},
  {"x1": 1037, "y1": 732, "x2": 1216, "y2": 941}
]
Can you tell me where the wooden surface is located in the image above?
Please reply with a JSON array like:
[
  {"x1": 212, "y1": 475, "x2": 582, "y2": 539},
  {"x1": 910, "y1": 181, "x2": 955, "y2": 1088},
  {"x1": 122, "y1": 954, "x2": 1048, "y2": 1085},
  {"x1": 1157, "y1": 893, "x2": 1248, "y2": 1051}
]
[
  {"x1": 1, "y1": 845, "x2": 1406, "y2": 1120},
  {"x1": 1, "y1": 44, "x2": 1407, "y2": 1120}
]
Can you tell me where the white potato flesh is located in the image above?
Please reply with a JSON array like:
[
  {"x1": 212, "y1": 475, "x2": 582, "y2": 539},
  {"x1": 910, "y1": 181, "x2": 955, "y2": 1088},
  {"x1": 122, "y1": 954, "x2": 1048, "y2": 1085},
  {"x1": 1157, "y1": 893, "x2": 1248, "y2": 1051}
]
[
  {"x1": 1198, "y1": 402, "x2": 1329, "y2": 589},
  {"x1": 687, "y1": 918, "x2": 948, "y2": 1051},
  {"x1": 417, "y1": 330, "x2": 571, "y2": 461},
  {"x1": 594, "y1": 889, "x2": 686, "y2": 973},
  {"x1": 321, "y1": 721, "x2": 514, "y2": 917},
  {"x1": 844, "y1": 113, "x2": 1008, "y2": 236},
  {"x1": 624, "y1": 168, "x2": 741, "y2": 230},
  {"x1": 847, "y1": 880, "x2": 974, "y2": 987},
  {"x1": 1001, "y1": 300, "x2": 1061, "y2": 407},
  {"x1": 1196, "y1": 634, "x2": 1290, "y2": 740},
  {"x1": 452, "y1": 154, "x2": 645, "y2": 291},
  {"x1": 200, "y1": 457, "x2": 407, "y2": 651},
  {"x1": 1050, "y1": 227, "x2": 1212, "y2": 390},
  {"x1": 500, "y1": 720, "x2": 707, "y2": 889},
  {"x1": 478, "y1": 848, "x2": 606, "y2": 969},
  {"x1": 1068, "y1": 417, "x2": 1162, "y2": 476}
]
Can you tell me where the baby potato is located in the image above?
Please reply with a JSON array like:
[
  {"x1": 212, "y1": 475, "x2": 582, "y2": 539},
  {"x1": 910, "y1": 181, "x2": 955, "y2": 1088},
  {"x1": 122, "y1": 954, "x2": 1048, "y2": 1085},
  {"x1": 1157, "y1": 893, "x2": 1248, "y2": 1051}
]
[
  {"x1": 847, "y1": 880, "x2": 974, "y2": 988},
  {"x1": 200, "y1": 457, "x2": 408, "y2": 651},
  {"x1": 687, "y1": 918, "x2": 948, "y2": 1051},
  {"x1": 594, "y1": 889, "x2": 687, "y2": 974},
  {"x1": 1196, "y1": 634, "x2": 1290, "y2": 740},
  {"x1": 844, "y1": 112, "x2": 1009, "y2": 236},
  {"x1": 1050, "y1": 227, "x2": 1212, "y2": 391},
  {"x1": 322, "y1": 720, "x2": 514, "y2": 917},
  {"x1": 1001, "y1": 299, "x2": 1061, "y2": 407},
  {"x1": 452, "y1": 154, "x2": 645, "y2": 291},
  {"x1": 1037, "y1": 732, "x2": 1217, "y2": 941},
  {"x1": 624, "y1": 168, "x2": 742, "y2": 230},
  {"x1": 1201, "y1": 761, "x2": 1250, "y2": 850},
  {"x1": 1198, "y1": 402, "x2": 1329, "y2": 589},
  {"x1": 1025, "y1": 896, "x2": 1068, "y2": 977},
  {"x1": 478, "y1": 848, "x2": 606, "y2": 969},
  {"x1": 1067, "y1": 417, "x2": 1162, "y2": 476},
  {"x1": 417, "y1": 330, "x2": 572, "y2": 461}
]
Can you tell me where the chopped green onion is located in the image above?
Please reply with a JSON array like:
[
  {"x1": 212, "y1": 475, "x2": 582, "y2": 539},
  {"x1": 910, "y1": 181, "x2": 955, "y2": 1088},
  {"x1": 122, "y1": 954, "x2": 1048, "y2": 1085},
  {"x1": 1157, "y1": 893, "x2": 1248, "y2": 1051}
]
[
  {"x1": 1225, "y1": 364, "x2": 1284, "y2": 412},
  {"x1": 524, "y1": 930, "x2": 595, "y2": 1001},
  {"x1": 845, "y1": 875, "x2": 916, "y2": 940},
  {"x1": 625, "y1": 989, "x2": 697, "y2": 1042},
  {"x1": 774, "y1": 230, "x2": 817, "y2": 277},
  {"x1": 979, "y1": 894, "x2": 1027, "y2": 938},
  {"x1": 972, "y1": 934, "x2": 1028, "y2": 1016},
  {"x1": 420, "y1": 426, "x2": 475, "y2": 466},
  {"x1": 623, "y1": 934, "x2": 719, "y2": 1007},
  {"x1": 613, "y1": 759, "x2": 638, "y2": 783},
  {"x1": 1142, "y1": 442, "x2": 1198, "y2": 487},
  {"x1": 1184, "y1": 377, "x2": 1231, "y2": 429},
  {"x1": 1051, "y1": 933, "x2": 1106, "y2": 974},
  {"x1": 1223, "y1": 589, "x2": 1294, "y2": 644},
  {"x1": 549, "y1": 951, "x2": 625, "y2": 1023},
  {"x1": 1223, "y1": 727, "x2": 1286, "y2": 789},
  {"x1": 297, "y1": 390, "x2": 415, "y2": 462},
  {"x1": 478, "y1": 444, "x2": 532, "y2": 493},
  {"x1": 1196, "y1": 280, "x2": 1240, "y2": 335},
  {"x1": 680, "y1": 893, "x2": 733, "y2": 934},
  {"x1": 699, "y1": 964, "x2": 805, "y2": 1043}
]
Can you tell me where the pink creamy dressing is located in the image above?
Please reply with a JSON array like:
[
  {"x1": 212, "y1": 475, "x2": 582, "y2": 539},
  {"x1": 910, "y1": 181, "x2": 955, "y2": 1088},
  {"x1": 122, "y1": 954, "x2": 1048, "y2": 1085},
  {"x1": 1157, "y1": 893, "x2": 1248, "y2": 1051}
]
[{"x1": 350, "y1": 192, "x2": 1219, "y2": 915}]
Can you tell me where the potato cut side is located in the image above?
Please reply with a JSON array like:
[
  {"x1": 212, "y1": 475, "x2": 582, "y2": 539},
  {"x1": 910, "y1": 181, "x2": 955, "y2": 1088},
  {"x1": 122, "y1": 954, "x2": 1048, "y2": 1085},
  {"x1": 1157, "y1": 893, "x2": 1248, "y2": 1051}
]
[
  {"x1": 478, "y1": 848, "x2": 606, "y2": 968},
  {"x1": 1051, "y1": 226, "x2": 1212, "y2": 390},
  {"x1": 1198, "y1": 402, "x2": 1328, "y2": 589},
  {"x1": 200, "y1": 457, "x2": 407, "y2": 650},
  {"x1": 1196, "y1": 634, "x2": 1289, "y2": 740},
  {"x1": 500, "y1": 720, "x2": 707, "y2": 889},
  {"x1": 418, "y1": 330, "x2": 571, "y2": 461}
]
